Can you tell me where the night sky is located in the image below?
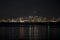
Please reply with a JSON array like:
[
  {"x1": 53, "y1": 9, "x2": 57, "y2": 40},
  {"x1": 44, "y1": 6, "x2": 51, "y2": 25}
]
[{"x1": 0, "y1": 0, "x2": 60, "y2": 18}]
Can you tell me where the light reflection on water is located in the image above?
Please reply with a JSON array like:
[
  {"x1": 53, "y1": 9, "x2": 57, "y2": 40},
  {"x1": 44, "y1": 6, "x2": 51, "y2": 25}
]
[
  {"x1": 0, "y1": 23, "x2": 59, "y2": 40},
  {"x1": 19, "y1": 25, "x2": 47, "y2": 40}
]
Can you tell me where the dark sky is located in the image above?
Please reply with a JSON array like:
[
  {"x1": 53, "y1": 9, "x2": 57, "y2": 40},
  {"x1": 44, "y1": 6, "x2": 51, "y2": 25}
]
[{"x1": 0, "y1": 0, "x2": 60, "y2": 18}]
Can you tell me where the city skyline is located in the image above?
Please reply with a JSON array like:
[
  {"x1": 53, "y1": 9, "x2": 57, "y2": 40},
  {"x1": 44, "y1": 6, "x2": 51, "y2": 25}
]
[{"x1": 0, "y1": 16, "x2": 60, "y2": 22}]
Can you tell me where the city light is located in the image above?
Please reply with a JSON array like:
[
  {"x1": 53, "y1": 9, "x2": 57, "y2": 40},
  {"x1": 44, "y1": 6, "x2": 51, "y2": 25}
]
[{"x1": 0, "y1": 16, "x2": 59, "y2": 22}]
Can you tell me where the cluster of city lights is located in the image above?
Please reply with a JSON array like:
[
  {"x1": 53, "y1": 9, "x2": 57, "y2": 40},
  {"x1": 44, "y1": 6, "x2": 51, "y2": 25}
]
[{"x1": 0, "y1": 16, "x2": 60, "y2": 22}]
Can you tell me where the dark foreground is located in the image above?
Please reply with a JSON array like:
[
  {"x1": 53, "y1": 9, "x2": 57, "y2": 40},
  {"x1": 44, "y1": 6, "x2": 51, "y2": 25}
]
[{"x1": 0, "y1": 22, "x2": 60, "y2": 40}]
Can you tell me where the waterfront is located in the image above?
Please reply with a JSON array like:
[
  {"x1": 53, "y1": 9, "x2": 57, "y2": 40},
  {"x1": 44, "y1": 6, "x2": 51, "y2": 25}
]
[{"x1": 0, "y1": 22, "x2": 60, "y2": 40}]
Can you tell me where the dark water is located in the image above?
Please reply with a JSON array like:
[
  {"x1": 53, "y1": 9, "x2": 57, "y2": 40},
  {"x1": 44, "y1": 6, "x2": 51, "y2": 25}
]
[{"x1": 0, "y1": 22, "x2": 60, "y2": 40}]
